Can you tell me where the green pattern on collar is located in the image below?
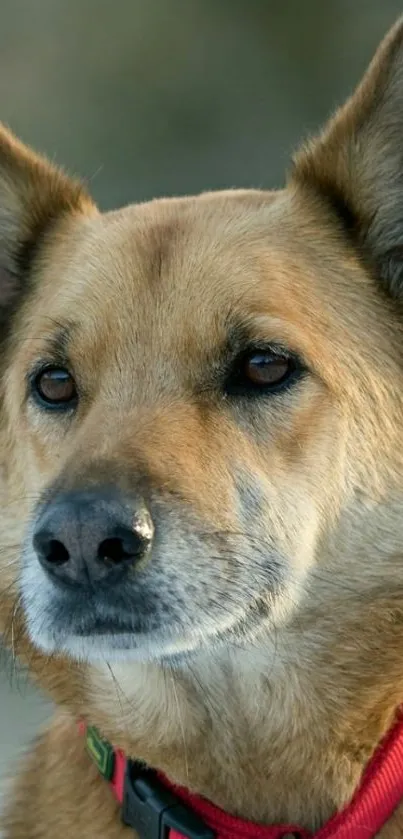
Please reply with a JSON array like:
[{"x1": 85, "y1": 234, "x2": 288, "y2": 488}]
[{"x1": 85, "y1": 725, "x2": 115, "y2": 781}]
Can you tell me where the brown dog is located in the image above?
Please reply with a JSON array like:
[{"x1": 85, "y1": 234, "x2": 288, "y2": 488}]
[{"x1": 2, "y1": 16, "x2": 403, "y2": 839}]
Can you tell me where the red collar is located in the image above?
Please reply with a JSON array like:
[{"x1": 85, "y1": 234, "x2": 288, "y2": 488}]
[{"x1": 78, "y1": 709, "x2": 403, "y2": 839}]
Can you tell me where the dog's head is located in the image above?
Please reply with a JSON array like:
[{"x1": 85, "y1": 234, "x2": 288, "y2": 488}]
[{"x1": 1, "y1": 21, "x2": 403, "y2": 667}]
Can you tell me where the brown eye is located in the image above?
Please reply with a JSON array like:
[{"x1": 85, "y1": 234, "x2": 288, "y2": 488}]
[
  {"x1": 225, "y1": 348, "x2": 300, "y2": 396},
  {"x1": 33, "y1": 367, "x2": 77, "y2": 409},
  {"x1": 244, "y1": 352, "x2": 291, "y2": 387}
]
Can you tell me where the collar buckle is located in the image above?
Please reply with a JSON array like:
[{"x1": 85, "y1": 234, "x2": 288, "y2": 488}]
[{"x1": 122, "y1": 760, "x2": 215, "y2": 839}]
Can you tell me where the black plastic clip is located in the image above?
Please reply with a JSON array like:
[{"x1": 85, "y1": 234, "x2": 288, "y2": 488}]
[{"x1": 122, "y1": 761, "x2": 215, "y2": 839}]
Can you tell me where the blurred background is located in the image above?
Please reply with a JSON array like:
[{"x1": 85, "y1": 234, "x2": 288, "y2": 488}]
[{"x1": 0, "y1": 0, "x2": 402, "y2": 811}]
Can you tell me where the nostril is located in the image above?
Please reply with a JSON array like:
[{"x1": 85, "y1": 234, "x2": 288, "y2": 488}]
[
  {"x1": 98, "y1": 530, "x2": 150, "y2": 565},
  {"x1": 98, "y1": 537, "x2": 131, "y2": 564},
  {"x1": 34, "y1": 534, "x2": 70, "y2": 566},
  {"x1": 47, "y1": 540, "x2": 70, "y2": 565}
]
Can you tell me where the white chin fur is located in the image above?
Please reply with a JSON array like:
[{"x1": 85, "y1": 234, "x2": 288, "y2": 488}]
[{"x1": 27, "y1": 629, "x2": 165, "y2": 664}]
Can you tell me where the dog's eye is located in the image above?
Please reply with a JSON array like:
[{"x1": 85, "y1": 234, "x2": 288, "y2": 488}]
[
  {"x1": 226, "y1": 349, "x2": 299, "y2": 396},
  {"x1": 244, "y1": 353, "x2": 290, "y2": 386},
  {"x1": 32, "y1": 367, "x2": 77, "y2": 409}
]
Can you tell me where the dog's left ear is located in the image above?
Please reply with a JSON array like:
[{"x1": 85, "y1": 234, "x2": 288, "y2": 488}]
[{"x1": 293, "y1": 18, "x2": 403, "y2": 301}]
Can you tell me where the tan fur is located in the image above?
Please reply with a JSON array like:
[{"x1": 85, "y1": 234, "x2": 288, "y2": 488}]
[{"x1": 2, "y1": 19, "x2": 403, "y2": 839}]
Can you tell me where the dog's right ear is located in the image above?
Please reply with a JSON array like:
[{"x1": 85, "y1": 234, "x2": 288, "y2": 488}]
[
  {"x1": 0, "y1": 125, "x2": 95, "y2": 337},
  {"x1": 292, "y1": 18, "x2": 403, "y2": 302}
]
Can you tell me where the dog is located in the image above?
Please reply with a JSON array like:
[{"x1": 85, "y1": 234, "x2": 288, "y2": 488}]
[{"x1": 2, "y1": 15, "x2": 403, "y2": 839}]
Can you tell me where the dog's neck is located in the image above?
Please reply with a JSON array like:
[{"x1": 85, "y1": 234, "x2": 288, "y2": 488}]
[{"x1": 87, "y1": 607, "x2": 402, "y2": 831}]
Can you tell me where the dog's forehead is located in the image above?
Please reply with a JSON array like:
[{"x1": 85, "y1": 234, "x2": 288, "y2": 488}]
[
  {"x1": 46, "y1": 193, "x2": 302, "y2": 350},
  {"x1": 85, "y1": 194, "x2": 286, "y2": 306}
]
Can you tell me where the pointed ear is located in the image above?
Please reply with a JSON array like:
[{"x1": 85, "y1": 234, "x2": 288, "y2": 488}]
[
  {"x1": 0, "y1": 124, "x2": 95, "y2": 336},
  {"x1": 292, "y1": 18, "x2": 403, "y2": 300}
]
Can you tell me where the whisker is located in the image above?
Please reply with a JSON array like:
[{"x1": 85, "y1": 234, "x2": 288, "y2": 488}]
[{"x1": 170, "y1": 671, "x2": 189, "y2": 783}]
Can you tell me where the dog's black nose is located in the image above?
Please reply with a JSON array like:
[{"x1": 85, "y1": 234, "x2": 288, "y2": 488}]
[{"x1": 32, "y1": 489, "x2": 154, "y2": 586}]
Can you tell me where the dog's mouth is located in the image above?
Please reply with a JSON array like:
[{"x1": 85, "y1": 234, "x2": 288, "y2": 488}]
[
  {"x1": 21, "y1": 570, "x2": 186, "y2": 661},
  {"x1": 21, "y1": 589, "x2": 235, "y2": 663}
]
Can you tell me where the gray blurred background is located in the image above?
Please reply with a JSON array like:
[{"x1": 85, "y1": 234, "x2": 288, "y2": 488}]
[{"x1": 0, "y1": 0, "x2": 402, "y2": 809}]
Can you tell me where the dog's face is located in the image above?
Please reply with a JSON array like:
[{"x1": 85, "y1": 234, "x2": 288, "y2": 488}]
[
  {"x1": 2, "y1": 21, "x2": 403, "y2": 667},
  {"x1": 6, "y1": 193, "x2": 355, "y2": 662}
]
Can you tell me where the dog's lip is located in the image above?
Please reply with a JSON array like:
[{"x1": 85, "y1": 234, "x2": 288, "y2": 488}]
[
  {"x1": 53, "y1": 609, "x2": 152, "y2": 638},
  {"x1": 37, "y1": 588, "x2": 153, "y2": 637},
  {"x1": 76, "y1": 618, "x2": 138, "y2": 636}
]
